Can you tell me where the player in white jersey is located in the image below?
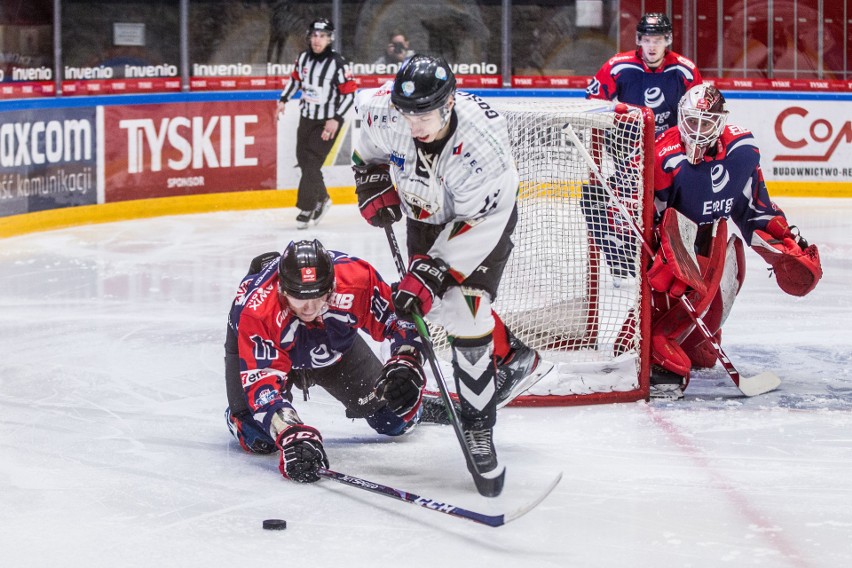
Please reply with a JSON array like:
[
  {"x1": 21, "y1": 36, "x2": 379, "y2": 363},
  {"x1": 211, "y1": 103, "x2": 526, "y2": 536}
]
[{"x1": 351, "y1": 54, "x2": 553, "y2": 497}]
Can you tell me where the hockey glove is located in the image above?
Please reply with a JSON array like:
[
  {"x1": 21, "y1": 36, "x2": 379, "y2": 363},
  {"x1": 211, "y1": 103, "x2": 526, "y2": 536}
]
[
  {"x1": 751, "y1": 215, "x2": 822, "y2": 297},
  {"x1": 276, "y1": 424, "x2": 329, "y2": 483},
  {"x1": 647, "y1": 253, "x2": 689, "y2": 298},
  {"x1": 375, "y1": 349, "x2": 427, "y2": 421},
  {"x1": 393, "y1": 255, "x2": 450, "y2": 319},
  {"x1": 353, "y1": 163, "x2": 402, "y2": 227}
]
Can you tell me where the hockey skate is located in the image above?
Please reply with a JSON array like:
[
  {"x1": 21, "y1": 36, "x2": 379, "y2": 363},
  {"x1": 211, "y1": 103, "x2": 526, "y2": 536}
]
[
  {"x1": 311, "y1": 197, "x2": 332, "y2": 226},
  {"x1": 295, "y1": 209, "x2": 312, "y2": 230},
  {"x1": 495, "y1": 334, "x2": 555, "y2": 408},
  {"x1": 649, "y1": 366, "x2": 685, "y2": 400},
  {"x1": 463, "y1": 425, "x2": 505, "y2": 497},
  {"x1": 419, "y1": 394, "x2": 458, "y2": 425}
]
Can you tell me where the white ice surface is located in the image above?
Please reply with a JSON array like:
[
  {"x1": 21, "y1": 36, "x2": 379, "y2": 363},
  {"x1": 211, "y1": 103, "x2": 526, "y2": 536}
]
[{"x1": 1, "y1": 198, "x2": 850, "y2": 568}]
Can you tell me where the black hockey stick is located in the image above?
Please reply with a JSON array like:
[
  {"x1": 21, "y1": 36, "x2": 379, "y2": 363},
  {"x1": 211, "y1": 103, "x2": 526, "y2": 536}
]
[
  {"x1": 318, "y1": 467, "x2": 561, "y2": 528},
  {"x1": 383, "y1": 225, "x2": 499, "y2": 496},
  {"x1": 562, "y1": 120, "x2": 780, "y2": 397}
]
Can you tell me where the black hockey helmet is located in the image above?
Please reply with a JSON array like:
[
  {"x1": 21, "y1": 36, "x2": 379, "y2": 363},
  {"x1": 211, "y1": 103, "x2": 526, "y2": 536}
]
[
  {"x1": 278, "y1": 239, "x2": 335, "y2": 299},
  {"x1": 306, "y1": 18, "x2": 334, "y2": 40},
  {"x1": 636, "y1": 13, "x2": 672, "y2": 37},
  {"x1": 391, "y1": 54, "x2": 456, "y2": 115}
]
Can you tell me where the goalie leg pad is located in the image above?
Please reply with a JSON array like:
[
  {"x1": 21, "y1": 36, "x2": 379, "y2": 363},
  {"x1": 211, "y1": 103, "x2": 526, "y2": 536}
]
[
  {"x1": 681, "y1": 236, "x2": 745, "y2": 369},
  {"x1": 651, "y1": 334, "x2": 692, "y2": 378}
]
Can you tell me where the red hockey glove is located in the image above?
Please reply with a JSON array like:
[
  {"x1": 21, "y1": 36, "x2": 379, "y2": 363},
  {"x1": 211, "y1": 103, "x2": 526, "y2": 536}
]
[
  {"x1": 393, "y1": 255, "x2": 450, "y2": 319},
  {"x1": 647, "y1": 253, "x2": 689, "y2": 298},
  {"x1": 375, "y1": 349, "x2": 426, "y2": 421},
  {"x1": 276, "y1": 424, "x2": 329, "y2": 483},
  {"x1": 353, "y1": 163, "x2": 402, "y2": 227},
  {"x1": 752, "y1": 216, "x2": 822, "y2": 297}
]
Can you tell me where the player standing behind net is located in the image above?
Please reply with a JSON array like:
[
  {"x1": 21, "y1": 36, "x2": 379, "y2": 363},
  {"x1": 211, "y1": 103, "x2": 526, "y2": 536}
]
[
  {"x1": 641, "y1": 83, "x2": 822, "y2": 399},
  {"x1": 276, "y1": 18, "x2": 357, "y2": 229},
  {"x1": 350, "y1": 54, "x2": 554, "y2": 497},
  {"x1": 224, "y1": 239, "x2": 447, "y2": 482},
  {"x1": 586, "y1": 12, "x2": 702, "y2": 137},
  {"x1": 581, "y1": 13, "x2": 704, "y2": 285}
]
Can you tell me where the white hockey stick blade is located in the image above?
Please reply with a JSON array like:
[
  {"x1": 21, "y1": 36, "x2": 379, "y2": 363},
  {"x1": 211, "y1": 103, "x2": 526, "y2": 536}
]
[
  {"x1": 736, "y1": 371, "x2": 782, "y2": 397},
  {"x1": 502, "y1": 471, "x2": 564, "y2": 526}
]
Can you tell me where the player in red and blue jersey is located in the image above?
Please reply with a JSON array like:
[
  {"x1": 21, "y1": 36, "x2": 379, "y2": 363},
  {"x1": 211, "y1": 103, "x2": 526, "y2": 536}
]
[
  {"x1": 224, "y1": 239, "x2": 433, "y2": 482},
  {"x1": 643, "y1": 84, "x2": 822, "y2": 399},
  {"x1": 586, "y1": 13, "x2": 702, "y2": 137}
]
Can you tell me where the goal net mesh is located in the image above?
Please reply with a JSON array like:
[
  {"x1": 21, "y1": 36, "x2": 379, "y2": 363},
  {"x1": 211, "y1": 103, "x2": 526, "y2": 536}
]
[{"x1": 426, "y1": 99, "x2": 653, "y2": 405}]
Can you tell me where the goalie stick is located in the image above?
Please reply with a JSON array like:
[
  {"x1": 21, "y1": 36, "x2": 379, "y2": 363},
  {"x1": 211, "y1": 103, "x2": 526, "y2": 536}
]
[
  {"x1": 383, "y1": 225, "x2": 498, "y2": 496},
  {"x1": 562, "y1": 119, "x2": 781, "y2": 397},
  {"x1": 318, "y1": 467, "x2": 562, "y2": 528}
]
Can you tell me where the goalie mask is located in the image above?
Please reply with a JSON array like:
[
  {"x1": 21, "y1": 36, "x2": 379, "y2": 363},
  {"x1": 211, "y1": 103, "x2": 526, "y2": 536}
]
[
  {"x1": 678, "y1": 83, "x2": 728, "y2": 164},
  {"x1": 278, "y1": 239, "x2": 335, "y2": 299},
  {"x1": 391, "y1": 54, "x2": 456, "y2": 127}
]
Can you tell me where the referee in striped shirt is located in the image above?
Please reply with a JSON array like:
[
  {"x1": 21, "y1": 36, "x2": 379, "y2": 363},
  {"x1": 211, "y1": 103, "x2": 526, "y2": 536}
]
[{"x1": 276, "y1": 18, "x2": 357, "y2": 229}]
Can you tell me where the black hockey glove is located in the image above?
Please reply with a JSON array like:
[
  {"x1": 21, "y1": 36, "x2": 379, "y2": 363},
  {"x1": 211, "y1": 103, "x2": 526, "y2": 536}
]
[
  {"x1": 375, "y1": 349, "x2": 427, "y2": 421},
  {"x1": 393, "y1": 255, "x2": 450, "y2": 319},
  {"x1": 353, "y1": 163, "x2": 402, "y2": 227},
  {"x1": 276, "y1": 424, "x2": 329, "y2": 483}
]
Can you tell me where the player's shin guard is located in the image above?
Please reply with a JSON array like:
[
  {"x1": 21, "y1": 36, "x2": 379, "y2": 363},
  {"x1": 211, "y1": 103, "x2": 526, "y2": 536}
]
[{"x1": 451, "y1": 335, "x2": 505, "y2": 497}]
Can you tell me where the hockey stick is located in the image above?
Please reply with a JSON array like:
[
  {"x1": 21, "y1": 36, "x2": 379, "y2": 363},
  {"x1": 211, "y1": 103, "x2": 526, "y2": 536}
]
[
  {"x1": 562, "y1": 121, "x2": 781, "y2": 397},
  {"x1": 318, "y1": 467, "x2": 561, "y2": 528},
  {"x1": 383, "y1": 225, "x2": 499, "y2": 496}
]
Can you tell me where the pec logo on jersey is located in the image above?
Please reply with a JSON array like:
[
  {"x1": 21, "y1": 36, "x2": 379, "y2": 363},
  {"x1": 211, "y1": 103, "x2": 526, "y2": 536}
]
[
  {"x1": 711, "y1": 164, "x2": 730, "y2": 193},
  {"x1": 644, "y1": 87, "x2": 665, "y2": 109},
  {"x1": 301, "y1": 267, "x2": 317, "y2": 282},
  {"x1": 453, "y1": 143, "x2": 463, "y2": 155}
]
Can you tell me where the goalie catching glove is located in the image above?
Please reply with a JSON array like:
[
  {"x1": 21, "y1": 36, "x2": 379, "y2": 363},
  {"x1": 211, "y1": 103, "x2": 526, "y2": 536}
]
[
  {"x1": 393, "y1": 255, "x2": 450, "y2": 319},
  {"x1": 353, "y1": 163, "x2": 402, "y2": 228},
  {"x1": 276, "y1": 424, "x2": 329, "y2": 483},
  {"x1": 751, "y1": 215, "x2": 822, "y2": 297},
  {"x1": 375, "y1": 348, "x2": 427, "y2": 421}
]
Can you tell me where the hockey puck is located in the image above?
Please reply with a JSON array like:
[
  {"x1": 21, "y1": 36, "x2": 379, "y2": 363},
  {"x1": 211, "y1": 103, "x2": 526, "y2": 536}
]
[{"x1": 262, "y1": 519, "x2": 287, "y2": 531}]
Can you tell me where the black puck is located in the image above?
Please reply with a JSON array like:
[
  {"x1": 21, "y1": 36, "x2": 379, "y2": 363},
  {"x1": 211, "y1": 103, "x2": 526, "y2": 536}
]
[{"x1": 262, "y1": 519, "x2": 287, "y2": 530}]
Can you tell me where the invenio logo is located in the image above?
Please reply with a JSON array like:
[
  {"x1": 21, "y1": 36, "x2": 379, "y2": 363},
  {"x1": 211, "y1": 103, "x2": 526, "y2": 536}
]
[{"x1": 773, "y1": 107, "x2": 852, "y2": 162}]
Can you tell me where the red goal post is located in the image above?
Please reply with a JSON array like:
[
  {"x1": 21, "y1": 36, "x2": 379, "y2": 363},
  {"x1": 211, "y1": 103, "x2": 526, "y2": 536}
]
[{"x1": 428, "y1": 100, "x2": 655, "y2": 406}]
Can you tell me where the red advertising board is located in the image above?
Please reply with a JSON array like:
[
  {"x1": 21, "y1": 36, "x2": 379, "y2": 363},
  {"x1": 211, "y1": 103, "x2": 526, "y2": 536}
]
[{"x1": 103, "y1": 100, "x2": 276, "y2": 202}]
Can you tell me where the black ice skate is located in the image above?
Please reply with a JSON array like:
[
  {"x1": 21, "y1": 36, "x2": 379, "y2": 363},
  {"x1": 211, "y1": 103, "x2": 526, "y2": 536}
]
[
  {"x1": 463, "y1": 425, "x2": 505, "y2": 497},
  {"x1": 496, "y1": 333, "x2": 555, "y2": 408},
  {"x1": 295, "y1": 209, "x2": 312, "y2": 230},
  {"x1": 419, "y1": 394, "x2": 459, "y2": 425},
  {"x1": 311, "y1": 197, "x2": 332, "y2": 225}
]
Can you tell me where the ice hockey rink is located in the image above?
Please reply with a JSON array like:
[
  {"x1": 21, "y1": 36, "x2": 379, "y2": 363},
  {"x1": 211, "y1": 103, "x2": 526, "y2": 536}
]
[{"x1": 1, "y1": 197, "x2": 850, "y2": 568}]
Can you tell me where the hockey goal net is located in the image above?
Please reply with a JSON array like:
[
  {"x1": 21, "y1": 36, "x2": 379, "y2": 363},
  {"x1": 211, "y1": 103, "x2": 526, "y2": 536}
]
[{"x1": 429, "y1": 99, "x2": 654, "y2": 406}]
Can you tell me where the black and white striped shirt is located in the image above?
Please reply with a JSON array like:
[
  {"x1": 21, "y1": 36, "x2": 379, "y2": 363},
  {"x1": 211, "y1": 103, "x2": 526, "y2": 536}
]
[{"x1": 279, "y1": 49, "x2": 356, "y2": 122}]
